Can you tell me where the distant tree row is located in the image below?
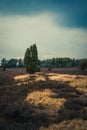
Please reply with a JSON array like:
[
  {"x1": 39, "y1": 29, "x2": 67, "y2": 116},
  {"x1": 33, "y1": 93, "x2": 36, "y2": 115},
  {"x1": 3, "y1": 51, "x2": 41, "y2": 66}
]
[
  {"x1": 0, "y1": 58, "x2": 24, "y2": 70},
  {"x1": 39, "y1": 58, "x2": 80, "y2": 68},
  {"x1": 0, "y1": 44, "x2": 87, "y2": 72},
  {"x1": 1, "y1": 57, "x2": 87, "y2": 71}
]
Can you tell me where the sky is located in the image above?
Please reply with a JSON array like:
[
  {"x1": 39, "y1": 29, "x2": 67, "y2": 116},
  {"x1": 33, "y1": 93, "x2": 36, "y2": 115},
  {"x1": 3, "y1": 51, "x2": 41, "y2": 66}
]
[{"x1": 0, "y1": 0, "x2": 87, "y2": 60}]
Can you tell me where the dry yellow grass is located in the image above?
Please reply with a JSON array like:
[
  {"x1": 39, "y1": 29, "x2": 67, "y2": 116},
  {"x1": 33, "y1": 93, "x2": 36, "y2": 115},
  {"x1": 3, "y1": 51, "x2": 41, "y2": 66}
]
[
  {"x1": 14, "y1": 72, "x2": 87, "y2": 89},
  {"x1": 26, "y1": 89, "x2": 66, "y2": 116},
  {"x1": 14, "y1": 74, "x2": 29, "y2": 80},
  {"x1": 40, "y1": 119, "x2": 87, "y2": 130},
  {"x1": 48, "y1": 73, "x2": 87, "y2": 87}
]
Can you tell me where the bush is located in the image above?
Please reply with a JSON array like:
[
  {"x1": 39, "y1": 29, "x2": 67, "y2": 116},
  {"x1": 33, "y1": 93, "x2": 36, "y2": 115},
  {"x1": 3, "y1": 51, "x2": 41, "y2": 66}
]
[
  {"x1": 79, "y1": 59, "x2": 87, "y2": 71},
  {"x1": 2, "y1": 63, "x2": 7, "y2": 71},
  {"x1": 36, "y1": 65, "x2": 40, "y2": 72},
  {"x1": 47, "y1": 64, "x2": 52, "y2": 71}
]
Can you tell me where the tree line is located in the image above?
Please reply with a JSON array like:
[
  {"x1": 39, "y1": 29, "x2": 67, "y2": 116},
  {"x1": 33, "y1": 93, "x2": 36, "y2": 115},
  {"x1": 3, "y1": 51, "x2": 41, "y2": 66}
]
[
  {"x1": 0, "y1": 58, "x2": 24, "y2": 70},
  {"x1": 0, "y1": 44, "x2": 87, "y2": 72},
  {"x1": 0, "y1": 57, "x2": 80, "y2": 69},
  {"x1": 39, "y1": 58, "x2": 80, "y2": 68}
]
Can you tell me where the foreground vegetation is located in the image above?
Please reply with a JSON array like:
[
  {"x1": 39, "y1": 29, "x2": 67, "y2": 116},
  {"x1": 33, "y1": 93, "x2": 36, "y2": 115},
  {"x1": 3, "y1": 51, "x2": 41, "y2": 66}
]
[{"x1": 0, "y1": 68, "x2": 87, "y2": 130}]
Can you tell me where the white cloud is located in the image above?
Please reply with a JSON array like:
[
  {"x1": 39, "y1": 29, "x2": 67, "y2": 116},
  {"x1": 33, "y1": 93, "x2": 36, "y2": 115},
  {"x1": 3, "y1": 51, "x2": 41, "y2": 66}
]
[{"x1": 0, "y1": 12, "x2": 87, "y2": 60}]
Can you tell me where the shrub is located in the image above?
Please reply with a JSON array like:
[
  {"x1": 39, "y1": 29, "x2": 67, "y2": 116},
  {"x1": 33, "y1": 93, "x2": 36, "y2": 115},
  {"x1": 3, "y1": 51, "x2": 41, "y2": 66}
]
[
  {"x1": 36, "y1": 65, "x2": 40, "y2": 72},
  {"x1": 79, "y1": 59, "x2": 87, "y2": 71}
]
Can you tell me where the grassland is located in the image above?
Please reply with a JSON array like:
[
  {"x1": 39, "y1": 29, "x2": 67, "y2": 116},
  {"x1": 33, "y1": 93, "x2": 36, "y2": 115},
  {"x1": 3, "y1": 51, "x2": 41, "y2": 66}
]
[{"x1": 0, "y1": 68, "x2": 87, "y2": 130}]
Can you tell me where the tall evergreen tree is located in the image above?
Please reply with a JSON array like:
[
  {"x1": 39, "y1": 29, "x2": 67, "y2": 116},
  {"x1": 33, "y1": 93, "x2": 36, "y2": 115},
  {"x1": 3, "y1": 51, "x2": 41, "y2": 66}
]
[
  {"x1": 24, "y1": 44, "x2": 40, "y2": 74},
  {"x1": 32, "y1": 44, "x2": 38, "y2": 64},
  {"x1": 24, "y1": 48, "x2": 31, "y2": 72}
]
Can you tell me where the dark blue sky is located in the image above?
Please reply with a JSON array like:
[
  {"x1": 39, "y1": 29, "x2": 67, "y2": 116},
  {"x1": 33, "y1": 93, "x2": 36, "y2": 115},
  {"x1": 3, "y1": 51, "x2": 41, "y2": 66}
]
[{"x1": 0, "y1": 0, "x2": 87, "y2": 28}]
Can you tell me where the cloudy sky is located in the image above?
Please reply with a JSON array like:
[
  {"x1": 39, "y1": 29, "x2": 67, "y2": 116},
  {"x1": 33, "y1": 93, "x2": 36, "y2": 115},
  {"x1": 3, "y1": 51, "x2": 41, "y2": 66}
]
[{"x1": 0, "y1": 0, "x2": 87, "y2": 60}]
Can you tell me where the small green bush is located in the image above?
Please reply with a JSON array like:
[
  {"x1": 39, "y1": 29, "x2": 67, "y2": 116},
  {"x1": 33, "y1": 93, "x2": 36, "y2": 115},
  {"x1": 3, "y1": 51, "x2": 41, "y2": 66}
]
[
  {"x1": 79, "y1": 59, "x2": 87, "y2": 71},
  {"x1": 36, "y1": 65, "x2": 40, "y2": 72}
]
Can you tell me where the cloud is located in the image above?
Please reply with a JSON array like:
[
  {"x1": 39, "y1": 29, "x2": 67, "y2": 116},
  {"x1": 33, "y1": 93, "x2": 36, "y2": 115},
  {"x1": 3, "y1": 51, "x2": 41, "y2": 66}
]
[
  {"x1": 0, "y1": 13, "x2": 87, "y2": 60},
  {"x1": 0, "y1": 0, "x2": 87, "y2": 28}
]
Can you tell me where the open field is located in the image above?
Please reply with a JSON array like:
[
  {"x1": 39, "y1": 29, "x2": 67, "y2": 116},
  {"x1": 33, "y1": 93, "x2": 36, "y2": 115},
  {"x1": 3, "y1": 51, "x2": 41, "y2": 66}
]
[{"x1": 0, "y1": 68, "x2": 87, "y2": 130}]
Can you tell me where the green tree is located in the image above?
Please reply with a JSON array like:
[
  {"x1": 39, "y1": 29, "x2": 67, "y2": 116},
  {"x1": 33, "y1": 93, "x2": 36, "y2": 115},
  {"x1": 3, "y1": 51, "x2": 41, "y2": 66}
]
[
  {"x1": 1, "y1": 58, "x2": 7, "y2": 71},
  {"x1": 7, "y1": 59, "x2": 17, "y2": 68},
  {"x1": 17, "y1": 59, "x2": 24, "y2": 68},
  {"x1": 32, "y1": 44, "x2": 38, "y2": 65},
  {"x1": 24, "y1": 48, "x2": 31, "y2": 72},
  {"x1": 24, "y1": 44, "x2": 40, "y2": 74}
]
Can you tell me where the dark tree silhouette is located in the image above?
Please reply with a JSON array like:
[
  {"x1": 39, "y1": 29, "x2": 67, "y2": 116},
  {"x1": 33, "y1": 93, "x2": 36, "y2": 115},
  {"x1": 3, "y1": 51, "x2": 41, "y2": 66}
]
[
  {"x1": 24, "y1": 44, "x2": 40, "y2": 74},
  {"x1": 1, "y1": 58, "x2": 7, "y2": 71}
]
